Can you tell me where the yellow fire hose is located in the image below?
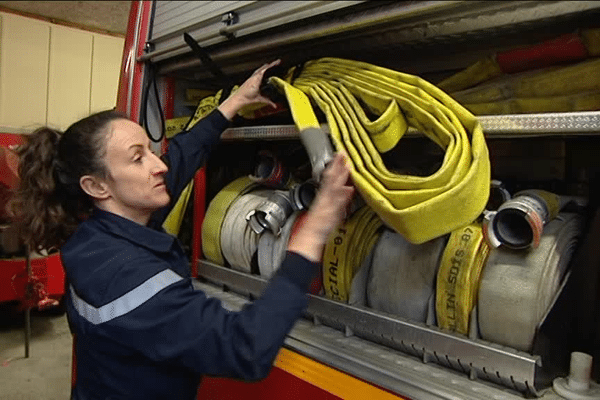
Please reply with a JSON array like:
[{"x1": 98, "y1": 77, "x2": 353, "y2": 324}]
[
  {"x1": 163, "y1": 89, "x2": 231, "y2": 236},
  {"x1": 201, "y1": 176, "x2": 258, "y2": 265},
  {"x1": 269, "y1": 57, "x2": 490, "y2": 244},
  {"x1": 323, "y1": 206, "x2": 383, "y2": 302},
  {"x1": 436, "y1": 222, "x2": 490, "y2": 335}
]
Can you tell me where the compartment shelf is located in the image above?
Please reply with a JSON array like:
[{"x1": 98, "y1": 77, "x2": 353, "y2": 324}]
[{"x1": 219, "y1": 111, "x2": 600, "y2": 141}]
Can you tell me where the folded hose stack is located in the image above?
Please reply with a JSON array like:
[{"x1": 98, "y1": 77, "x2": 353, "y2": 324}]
[
  {"x1": 269, "y1": 57, "x2": 491, "y2": 245},
  {"x1": 198, "y1": 57, "x2": 585, "y2": 356}
]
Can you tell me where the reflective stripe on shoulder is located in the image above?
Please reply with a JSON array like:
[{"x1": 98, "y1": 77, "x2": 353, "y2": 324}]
[{"x1": 70, "y1": 269, "x2": 183, "y2": 325}]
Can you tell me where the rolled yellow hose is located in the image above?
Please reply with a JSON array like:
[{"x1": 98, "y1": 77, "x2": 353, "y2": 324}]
[
  {"x1": 436, "y1": 222, "x2": 489, "y2": 335},
  {"x1": 323, "y1": 206, "x2": 383, "y2": 302},
  {"x1": 201, "y1": 176, "x2": 258, "y2": 265},
  {"x1": 270, "y1": 58, "x2": 490, "y2": 244}
]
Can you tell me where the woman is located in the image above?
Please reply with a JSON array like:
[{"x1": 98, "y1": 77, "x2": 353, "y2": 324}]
[{"x1": 13, "y1": 61, "x2": 354, "y2": 399}]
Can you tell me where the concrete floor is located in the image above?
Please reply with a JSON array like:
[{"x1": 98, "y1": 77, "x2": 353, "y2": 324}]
[{"x1": 0, "y1": 303, "x2": 72, "y2": 399}]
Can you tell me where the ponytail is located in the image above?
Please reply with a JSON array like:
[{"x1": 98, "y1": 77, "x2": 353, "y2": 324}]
[
  {"x1": 11, "y1": 128, "x2": 79, "y2": 252},
  {"x1": 11, "y1": 110, "x2": 125, "y2": 252}
]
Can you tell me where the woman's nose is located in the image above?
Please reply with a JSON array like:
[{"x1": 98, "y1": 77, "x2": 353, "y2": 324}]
[{"x1": 150, "y1": 153, "x2": 168, "y2": 175}]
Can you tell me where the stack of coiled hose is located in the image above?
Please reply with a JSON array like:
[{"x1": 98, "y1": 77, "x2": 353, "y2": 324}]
[
  {"x1": 478, "y1": 212, "x2": 583, "y2": 352},
  {"x1": 220, "y1": 190, "x2": 270, "y2": 273},
  {"x1": 199, "y1": 57, "x2": 583, "y2": 355},
  {"x1": 269, "y1": 57, "x2": 491, "y2": 245},
  {"x1": 202, "y1": 174, "x2": 583, "y2": 353}
]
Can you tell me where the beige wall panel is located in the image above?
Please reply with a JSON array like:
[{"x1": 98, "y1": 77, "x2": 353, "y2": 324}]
[
  {"x1": 0, "y1": 12, "x2": 50, "y2": 131},
  {"x1": 90, "y1": 34, "x2": 124, "y2": 114},
  {"x1": 47, "y1": 25, "x2": 93, "y2": 130}
]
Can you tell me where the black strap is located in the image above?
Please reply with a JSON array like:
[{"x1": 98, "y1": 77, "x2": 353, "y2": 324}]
[
  {"x1": 183, "y1": 32, "x2": 232, "y2": 87},
  {"x1": 140, "y1": 62, "x2": 165, "y2": 143}
]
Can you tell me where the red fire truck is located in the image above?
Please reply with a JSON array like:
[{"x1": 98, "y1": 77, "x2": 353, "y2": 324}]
[{"x1": 117, "y1": 2, "x2": 600, "y2": 399}]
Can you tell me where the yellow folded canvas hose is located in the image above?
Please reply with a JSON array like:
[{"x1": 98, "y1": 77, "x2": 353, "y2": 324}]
[
  {"x1": 445, "y1": 57, "x2": 600, "y2": 115},
  {"x1": 323, "y1": 206, "x2": 383, "y2": 302},
  {"x1": 367, "y1": 229, "x2": 447, "y2": 323},
  {"x1": 461, "y1": 92, "x2": 600, "y2": 115},
  {"x1": 436, "y1": 222, "x2": 490, "y2": 335},
  {"x1": 449, "y1": 57, "x2": 600, "y2": 104},
  {"x1": 437, "y1": 28, "x2": 600, "y2": 93},
  {"x1": 478, "y1": 212, "x2": 583, "y2": 352},
  {"x1": 201, "y1": 176, "x2": 258, "y2": 265},
  {"x1": 163, "y1": 89, "x2": 229, "y2": 236},
  {"x1": 269, "y1": 57, "x2": 490, "y2": 244}
]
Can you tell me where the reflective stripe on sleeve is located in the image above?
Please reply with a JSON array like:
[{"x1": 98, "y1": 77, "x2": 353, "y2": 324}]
[{"x1": 70, "y1": 269, "x2": 183, "y2": 325}]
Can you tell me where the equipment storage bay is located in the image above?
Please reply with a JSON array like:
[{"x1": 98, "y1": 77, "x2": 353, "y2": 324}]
[{"x1": 130, "y1": 1, "x2": 600, "y2": 399}]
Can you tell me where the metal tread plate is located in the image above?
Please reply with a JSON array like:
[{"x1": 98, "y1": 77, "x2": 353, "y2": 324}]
[
  {"x1": 195, "y1": 260, "x2": 545, "y2": 398},
  {"x1": 219, "y1": 111, "x2": 600, "y2": 141},
  {"x1": 477, "y1": 112, "x2": 600, "y2": 137},
  {"x1": 195, "y1": 279, "x2": 529, "y2": 400}
]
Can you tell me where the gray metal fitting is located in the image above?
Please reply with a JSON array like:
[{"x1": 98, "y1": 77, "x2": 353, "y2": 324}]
[
  {"x1": 246, "y1": 190, "x2": 294, "y2": 236},
  {"x1": 289, "y1": 180, "x2": 318, "y2": 211}
]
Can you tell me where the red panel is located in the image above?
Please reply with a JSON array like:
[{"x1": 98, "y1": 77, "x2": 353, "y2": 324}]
[
  {"x1": 115, "y1": 1, "x2": 153, "y2": 123},
  {"x1": 115, "y1": 0, "x2": 141, "y2": 116},
  {"x1": 0, "y1": 253, "x2": 65, "y2": 303},
  {"x1": 43, "y1": 253, "x2": 66, "y2": 296},
  {"x1": 0, "y1": 132, "x2": 25, "y2": 147},
  {"x1": 198, "y1": 367, "x2": 342, "y2": 400},
  {"x1": 162, "y1": 76, "x2": 175, "y2": 154},
  {"x1": 0, "y1": 259, "x2": 27, "y2": 303},
  {"x1": 191, "y1": 168, "x2": 206, "y2": 277}
]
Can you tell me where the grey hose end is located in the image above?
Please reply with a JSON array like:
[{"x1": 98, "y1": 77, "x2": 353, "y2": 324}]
[{"x1": 299, "y1": 127, "x2": 334, "y2": 182}]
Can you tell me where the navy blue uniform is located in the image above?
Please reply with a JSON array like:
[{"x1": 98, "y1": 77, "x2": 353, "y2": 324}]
[{"x1": 63, "y1": 110, "x2": 319, "y2": 399}]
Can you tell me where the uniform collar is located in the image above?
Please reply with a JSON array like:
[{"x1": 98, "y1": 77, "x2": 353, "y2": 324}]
[{"x1": 90, "y1": 207, "x2": 175, "y2": 253}]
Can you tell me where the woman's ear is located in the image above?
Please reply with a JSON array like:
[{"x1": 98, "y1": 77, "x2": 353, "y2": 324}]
[{"x1": 79, "y1": 175, "x2": 110, "y2": 200}]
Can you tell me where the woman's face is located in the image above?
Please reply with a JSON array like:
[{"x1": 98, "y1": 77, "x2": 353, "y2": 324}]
[{"x1": 101, "y1": 119, "x2": 170, "y2": 223}]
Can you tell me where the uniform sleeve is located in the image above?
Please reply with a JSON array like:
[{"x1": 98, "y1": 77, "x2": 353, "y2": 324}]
[
  {"x1": 151, "y1": 109, "x2": 230, "y2": 226},
  {"x1": 97, "y1": 251, "x2": 319, "y2": 381}
]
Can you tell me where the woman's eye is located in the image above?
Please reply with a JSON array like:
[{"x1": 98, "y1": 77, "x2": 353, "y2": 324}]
[{"x1": 133, "y1": 155, "x2": 142, "y2": 162}]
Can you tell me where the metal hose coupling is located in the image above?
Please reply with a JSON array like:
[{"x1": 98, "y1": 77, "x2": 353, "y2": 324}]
[
  {"x1": 486, "y1": 180, "x2": 511, "y2": 212},
  {"x1": 249, "y1": 150, "x2": 290, "y2": 189},
  {"x1": 289, "y1": 180, "x2": 318, "y2": 211},
  {"x1": 247, "y1": 190, "x2": 294, "y2": 236},
  {"x1": 483, "y1": 189, "x2": 563, "y2": 249}
]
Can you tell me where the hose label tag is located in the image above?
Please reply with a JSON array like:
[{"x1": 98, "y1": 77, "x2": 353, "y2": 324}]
[
  {"x1": 326, "y1": 227, "x2": 346, "y2": 301},
  {"x1": 436, "y1": 223, "x2": 488, "y2": 335},
  {"x1": 442, "y1": 227, "x2": 473, "y2": 331}
]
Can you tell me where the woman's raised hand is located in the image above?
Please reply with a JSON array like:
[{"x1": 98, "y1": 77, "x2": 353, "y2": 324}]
[{"x1": 218, "y1": 59, "x2": 281, "y2": 120}]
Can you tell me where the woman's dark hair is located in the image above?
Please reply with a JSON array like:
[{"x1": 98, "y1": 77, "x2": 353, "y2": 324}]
[{"x1": 11, "y1": 110, "x2": 126, "y2": 252}]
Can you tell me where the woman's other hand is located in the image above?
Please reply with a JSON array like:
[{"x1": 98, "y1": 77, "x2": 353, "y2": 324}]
[
  {"x1": 218, "y1": 59, "x2": 281, "y2": 120},
  {"x1": 288, "y1": 153, "x2": 355, "y2": 262}
]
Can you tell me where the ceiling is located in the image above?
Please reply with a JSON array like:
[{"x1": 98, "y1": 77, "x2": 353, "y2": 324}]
[{"x1": 0, "y1": 1, "x2": 132, "y2": 36}]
